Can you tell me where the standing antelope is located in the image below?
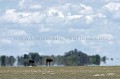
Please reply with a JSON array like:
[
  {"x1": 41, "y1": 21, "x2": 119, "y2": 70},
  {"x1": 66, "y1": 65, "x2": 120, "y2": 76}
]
[{"x1": 46, "y1": 59, "x2": 53, "y2": 66}]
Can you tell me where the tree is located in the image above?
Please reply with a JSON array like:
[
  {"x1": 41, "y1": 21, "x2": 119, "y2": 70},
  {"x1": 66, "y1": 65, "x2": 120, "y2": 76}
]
[
  {"x1": 95, "y1": 54, "x2": 101, "y2": 65},
  {"x1": 9, "y1": 56, "x2": 16, "y2": 66},
  {"x1": 17, "y1": 56, "x2": 24, "y2": 66},
  {"x1": 91, "y1": 55, "x2": 101, "y2": 65},
  {"x1": 55, "y1": 55, "x2": 64, "y2": 65},
  {"x1": 0, "y1": 55, "x2": 7, "y2": 66},
  {"x1": 29, "y1": 52, "x2": 42, "y2": 66},
  {"x1": 101, "y1": 56, "x2": 106, "y2": 64},
  {"x1": 17, "y1": 56, "x2": 21, "y2": 66},
  {"x1": 23, "y1": 54, "x2": 30, "y2": 66},
  {"x1": 64, "y1": 49, "x2": 89, "y2": 66}
]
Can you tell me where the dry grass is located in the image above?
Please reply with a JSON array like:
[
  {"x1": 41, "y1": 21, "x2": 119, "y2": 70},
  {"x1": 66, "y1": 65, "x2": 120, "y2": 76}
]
[{"x1": 0, "y1": 66, "x2": 120, "y2": 79}]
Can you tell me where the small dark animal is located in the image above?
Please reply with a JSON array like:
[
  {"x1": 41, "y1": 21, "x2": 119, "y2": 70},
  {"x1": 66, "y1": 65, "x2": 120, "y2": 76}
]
[
  {"x1": 46, "y1": 59, "x2": 53, "y2": 66},
  {"x1": 29, "y1": 60, "x2": 35, "y2": 66}
]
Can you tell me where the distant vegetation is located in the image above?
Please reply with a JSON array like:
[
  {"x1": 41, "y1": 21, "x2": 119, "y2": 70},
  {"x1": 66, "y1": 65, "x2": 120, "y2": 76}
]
[{"x1": 0, "y1": 49, "x2": 106, "y2": 66}]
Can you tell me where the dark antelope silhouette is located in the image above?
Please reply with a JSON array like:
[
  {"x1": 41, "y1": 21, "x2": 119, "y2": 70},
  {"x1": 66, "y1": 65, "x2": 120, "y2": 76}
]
[
  {"x1": 46, "y1": 59, "x2": 53, "y2": 66},
  {"x1": 29, "y1": 60, "x2": 35, "y2": 66}
]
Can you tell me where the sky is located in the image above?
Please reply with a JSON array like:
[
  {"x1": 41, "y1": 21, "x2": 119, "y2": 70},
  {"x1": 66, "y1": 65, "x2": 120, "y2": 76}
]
[{"x1": 0, "y1": 0, "x2": 120, "y2": 58}]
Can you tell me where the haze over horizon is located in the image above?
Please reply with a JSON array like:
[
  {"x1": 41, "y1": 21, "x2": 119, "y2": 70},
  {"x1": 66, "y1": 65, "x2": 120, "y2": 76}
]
[{"x1": 0, "y1": 0, "x2": 120, "y2": 59}]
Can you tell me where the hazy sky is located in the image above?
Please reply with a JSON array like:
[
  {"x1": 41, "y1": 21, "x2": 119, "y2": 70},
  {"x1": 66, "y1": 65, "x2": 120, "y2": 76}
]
[{"x1": 0, "y1": 0, "x2": 120, "y2": 58}]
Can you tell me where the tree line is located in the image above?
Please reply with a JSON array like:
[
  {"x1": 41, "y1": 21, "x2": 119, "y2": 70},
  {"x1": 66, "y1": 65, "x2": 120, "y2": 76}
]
[{"x1": 0, "y1": 49, "x2": 106, "y2": 66}]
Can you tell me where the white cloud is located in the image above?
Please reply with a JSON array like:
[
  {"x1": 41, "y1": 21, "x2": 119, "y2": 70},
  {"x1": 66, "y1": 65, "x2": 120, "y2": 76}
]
[
  {"x1": 18, "y1": 0, "x2": 32, "y2": 9},
  {"x1": 47, "y1": 3, "x2": 106, "y2": 24},
  {"x1": 4, "y1": 9, "x2": 30, "y2": 23},
  {"x1": 29, "y1": 12, "x2": 46, "y2": 23},
  {"x1": 4, "y1": 9, "x2": 18, "y2": 22},
  {"x1": 96, "y1": 13, "x2": 106, "y2": 18},
  {"x1": 85, "y1": 15, "x2": 93, "y2": 24},
  {"x1": 11, "y1": 30, "x2": 27, "y2": 36},
  {"x1": 2, "y1": 29, "x2": 27, "y2": 36},
  {"x1": 85, "y1": 13, "x2": 106, "y2": 24},
  {"x1": 80, "y1": 4, "x2": 94, "y2": 14},
  {"x1": 104, "y1": 2, "x2": 120, "y2": 20},
  {"x1": 93, "y1": 46, "x2": 102, "y2": 53},
  {"x1": 46, "y1": 40, "x2": 64, "y2": 45},
  {"x1": 108, "y1": 41, "x2": 114, "y2": 45},
  {"x1": 69, "y1": 28, "x2": 85, "y2": 32},
  {"x1": 19, "y1": 0, "x2": 25, "y2": 9},
  {"x1": 19, "y1": 0, "x2": 25, "y2": 7},
  {"x1": 18, "y1": 41, "x2": 34, "y2": 47},
  {"x1": 0, "y1": 39, "x2": 12, "y2": 44},
  {"x1": 3, "y1": 9, "x2": 46, "y2": 24},
  {"x1": 112, "y1": 11, "x2": 120, "y2": 19},
  {"x1": 66, "y1": 14, "x2": 83, "y2": 20},
  {"x1": 48, "y1": 8, "x2": 64, "y2": 19},
  {"x1": 11, "y1": 3, "x2": 101, "y2": 26},
  {"x1": 30, "y1": 4, "x2": 42, "y2": 9},
  {"x1": 18, "y1": 0, "x2": 42, "y2": 10},
  {"x1": 105, "y1": 2, "x2": 120, "y2": 12},
  {"x1": 39, "y1": 25, "x2": 51, "y2": 32},
  {"x1": 80, "y1": 40, "x2": 87, "y2": 46}
]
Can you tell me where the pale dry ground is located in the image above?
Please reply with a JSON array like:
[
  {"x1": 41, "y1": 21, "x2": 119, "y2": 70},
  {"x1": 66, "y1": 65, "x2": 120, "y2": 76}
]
[{"x1": 0, "y1": 66, "x2": 120, "y2": 79}]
